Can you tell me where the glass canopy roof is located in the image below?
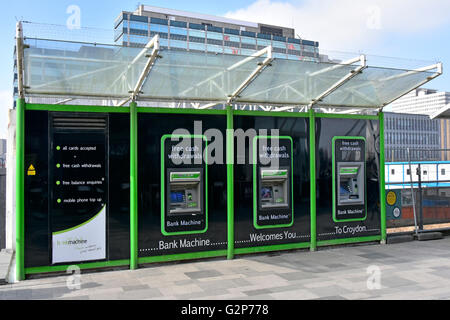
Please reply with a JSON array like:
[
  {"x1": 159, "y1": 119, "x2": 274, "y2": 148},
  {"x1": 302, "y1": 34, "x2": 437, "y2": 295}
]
[{"x1": 22, "y1": 37, "x2": 441, "y2": 110}]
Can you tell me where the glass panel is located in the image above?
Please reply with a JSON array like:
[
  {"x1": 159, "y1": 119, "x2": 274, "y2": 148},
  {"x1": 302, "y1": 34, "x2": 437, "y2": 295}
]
[
  {"x1": 237, "y1": 58, "x2": 356, "y2": 105},
  {"x1": 24, "y1": 39, "x2": 154, "y2": 98},
  {"x1": 241, "y1": 36, "x2": 256, "y2": 45},
  {"x1": 141, "y1": 50, "x2": 266, "y2": 101},
  {"x1": 189, "y1": 42, "x2": 206, "y2": 52},
  {"x1": 321, "y1": 67, "x2": 435, "y2": 107},
  {"x1": 150, "y1": 24, "x2": 168, "y2": 33},
  {"x1": 273, "y1": 41, "x2": 286, "y2": 49},
  {"x1": 207, "y1": 31, "x2": 223, "y2": 41},
  {"x1": 129, "y1": 22, "x2": 148, "y2": 31},
  {"x1": 170, "y1": 40, "x2": 188, "y2": 49},
  {"x1": 22, "y1": 38, "x2": 439, "y2": 109},
  {"x1": 189, "y1": 29, "x2": 206, "y2": 38},
  {"x1": 257, "y1": 39, "x2": 271, "y2": 47},
  {"x1": 223, "y1": 34, "x2": 240, "y2": 43},
  {"x1": 170, "y1": 27, "x2": 188, "y2": 36}
]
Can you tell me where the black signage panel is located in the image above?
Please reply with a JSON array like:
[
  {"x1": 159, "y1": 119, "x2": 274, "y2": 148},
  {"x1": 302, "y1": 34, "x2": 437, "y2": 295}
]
[
  {"x1": 333, "y1": 137, "x2": 367, "y2": 222},
  {"x1": 162, "y1": 135, "x2": 207, "y2": 235},
  {"x1": 254, "y1": 136, "x2": 293, "y2": 228},
  {"x1": 50, "y1": 115, "x2": 108, "y2": 264}
]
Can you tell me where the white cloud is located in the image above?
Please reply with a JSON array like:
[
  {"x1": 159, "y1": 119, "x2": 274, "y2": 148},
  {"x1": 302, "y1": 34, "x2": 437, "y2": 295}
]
[
  {"x1": 224, "y1": 0, "x2": 450, "y2": 52},
  {"x1": 0, "y1": 90, "x2": 13, "y2": 140}
]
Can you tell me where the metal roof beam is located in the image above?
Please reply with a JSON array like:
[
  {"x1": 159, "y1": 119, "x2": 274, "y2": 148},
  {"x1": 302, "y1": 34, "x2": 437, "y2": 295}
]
[
  {"x1": 308, "y1": 55, "x2": 363, "y2": 77},
  {"x1": 379, "y1": 62, "x2": 443, "y2": 112},
  {"x1": 227, "y1": 46, "x2": 273, "y2": 104},
  {"x1": 130, "y1": 34, "x2": 160, "y2": 101},
  {"x1": 308, "y1": 55, "x2": 366, "y2": 109},
  {"x1": 116, "y1": 35, "x2": 160, "y2": 106},
  {"x1": 16, "y1": 22, "x2": 25, "y2": 99}
]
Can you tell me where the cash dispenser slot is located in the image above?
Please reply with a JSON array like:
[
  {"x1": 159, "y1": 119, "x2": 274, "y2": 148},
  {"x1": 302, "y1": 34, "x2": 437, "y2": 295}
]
[
  {"x1": 168, "y1": 171, "x2": 202, "y2": 215},
  {"x1": 260, "y1": 169, "x2": 289, "y2": 209},
  {"x1": 337, "y1": 164, "x2": 364, "y2": 205}
]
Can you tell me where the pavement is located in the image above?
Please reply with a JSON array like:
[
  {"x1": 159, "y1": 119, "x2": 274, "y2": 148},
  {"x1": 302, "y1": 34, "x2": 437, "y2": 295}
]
[
  {"x1": 0, "y1": 250, "x2": 12, "y2": 285},
  {"x1": 1, "y1": 238, "x2": 450, "y2": 300}
]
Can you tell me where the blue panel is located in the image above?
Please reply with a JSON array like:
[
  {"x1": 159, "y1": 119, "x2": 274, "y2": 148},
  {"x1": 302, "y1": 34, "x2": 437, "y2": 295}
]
[
  {"x1": 189, "y1": 23, "x2": 206, "y2": 30},
  {"x1": 224, "y1": 28, "x2": 240, "y2": 35},
  {"x1": 150, "y1": 17, "x2": 168, "y2": 25},
  {"x1": 257, "y1": 33, "x2": 271, "y2": 40},
  {"x1": 207, "y1": 25, "x2": 223, "y2": 33},
  {"x1": 170, "y1": 20, "x2": 187, "y2": 28},
  {"x1": 241, "y1": 31, "x2": 256, "y2": 38},
  {"x1": 130, "y1": 15, "x2": 148, "y2": 23},
  {"x1": 287, "y1": 38, "x2": 301, "y2": 44}
]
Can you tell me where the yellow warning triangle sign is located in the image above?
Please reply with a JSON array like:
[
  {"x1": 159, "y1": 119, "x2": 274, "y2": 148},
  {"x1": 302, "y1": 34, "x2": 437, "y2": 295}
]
[{"x1": 27, "y1": 165, "x2": 36, "y2": 176}]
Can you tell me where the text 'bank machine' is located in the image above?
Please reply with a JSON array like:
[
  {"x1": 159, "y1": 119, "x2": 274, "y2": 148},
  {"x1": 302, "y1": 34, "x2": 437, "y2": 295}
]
[{"x1": 333, "y1": 137, "x2": 367, "y2": 222}]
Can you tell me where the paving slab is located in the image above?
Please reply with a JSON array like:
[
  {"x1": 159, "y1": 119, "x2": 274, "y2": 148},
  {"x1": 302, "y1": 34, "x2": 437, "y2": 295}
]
[{"x1": 2, "y1": 237, "x2": 450, "y2": 300}]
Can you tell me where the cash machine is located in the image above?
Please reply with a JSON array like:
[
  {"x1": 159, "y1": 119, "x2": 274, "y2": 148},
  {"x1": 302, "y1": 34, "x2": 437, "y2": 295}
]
[
  {"x1": 332, "y1": 137, "x2": 367, "y2": 222},
  {"x1": 253, "y1": 136, "x2": 293, "y2": 229},
  {"x1": 259, "y1": 169, "x2": 289, "y2": 209},
  {"x1": 161, "y1": 134, "x2": 208, "y2": 235},
  {"x1": 167, "y1": 170, "x2": 203, "y2": 215}
]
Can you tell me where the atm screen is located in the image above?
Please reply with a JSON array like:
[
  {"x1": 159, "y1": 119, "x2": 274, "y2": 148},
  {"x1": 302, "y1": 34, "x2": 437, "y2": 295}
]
[
  {"x1": 261, "y1": 187, "x2": 273, "y2": 199},
  {"x1": 170, "y1": 191, "x2": 185, "y2": 203},
  {"x1": 340, "y1": 181, "x2": 352, "y2": 195}
]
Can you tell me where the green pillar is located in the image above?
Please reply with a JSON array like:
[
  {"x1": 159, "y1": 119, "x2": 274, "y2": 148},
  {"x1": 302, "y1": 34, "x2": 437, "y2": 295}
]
[
  {"x1": 309, "y1": 108, "x2": 317, "y2": 252},
  {"x1": 16, "y1": 98, "x2": 25, "y2": 280},
  {"x1": 130, "y1": 101, "x2": 138, "y2": 269},
  {"x1": 226, "y1": 105, "x2": 235, "y2": 260},
  {"x1": 379, "y1": 111, "x2": 387, "y2": 243}
]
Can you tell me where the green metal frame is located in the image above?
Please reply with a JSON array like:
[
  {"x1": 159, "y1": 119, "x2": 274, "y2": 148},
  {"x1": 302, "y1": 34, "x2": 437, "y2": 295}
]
[
  {"x1": 25, "y1": 259, "x2": 130, "y2": 275},
  {"x1": 160, "y1": 134, "x2": 209, "y2": 236},
  {"x1": 252, "y1": 136, "x2": 294, "y2": 229},
  {"x1": 309, "y1": 108, "x2": 317, "y2": 252},
  {"x1": 379, "y1": 112, "x2": 387, "y2": 243},
  {"x1": 331, "y1": 136, "x2": 368, "y2": 223},
  {"x1": 130, "y1": 101, "x2": 138, "y2": 270},
  {"x1": 226, "y1": 105, "x2": 235, "y2": 260},
  {"x1": 16, "y1": 99, "x2": 25, "y2": 280},
  {"x1": 18, "y1": 102, "x2": 387, "y2": 278}
]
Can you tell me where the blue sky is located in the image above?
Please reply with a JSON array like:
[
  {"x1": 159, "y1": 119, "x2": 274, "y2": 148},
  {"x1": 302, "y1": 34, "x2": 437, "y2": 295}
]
[{"x1": 1, "y1": 0, "x2": 450, "y2": 138}]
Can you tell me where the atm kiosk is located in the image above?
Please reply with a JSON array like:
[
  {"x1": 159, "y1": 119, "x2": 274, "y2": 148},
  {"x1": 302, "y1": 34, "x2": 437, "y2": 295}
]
[
  {"x1": 161, "y1": 135, "x2": 208, "y2": 235},
  {"x1": 167, "y1": 170, "x2": 203, "y2": 215},
  {"x1": 337, "y1": 164, "x2": 364, "y2": 206},
  {"x1": 253, "y1": 136, "x2": 294, "y2": 229},
  {"x1": 332, "y1": 137, "x2": 367, "y2": 222},
  {"x1": 259, "y1": 169, "x2": 289, "y2": 209}
]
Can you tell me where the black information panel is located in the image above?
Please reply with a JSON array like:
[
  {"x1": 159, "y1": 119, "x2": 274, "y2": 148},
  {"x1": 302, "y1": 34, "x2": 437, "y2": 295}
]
[
  {"x1": 50, "y1": 115, "x2": 108, "y2": 264},
  {"x1": 333, "y1": 138, "x2": 366, "y2": 222},
  {"x1": 254, "y1": 137, "x2": 293, "y2": 228},
  {"x1": 162, "y1": 136, "x2": 207, "y2": 235},
  {"x1": 234, "y1": 116, "x2": 311, "y2": 249},
  {"x1": 316, "y1": 118, "x2": 380, "y2": 242}
]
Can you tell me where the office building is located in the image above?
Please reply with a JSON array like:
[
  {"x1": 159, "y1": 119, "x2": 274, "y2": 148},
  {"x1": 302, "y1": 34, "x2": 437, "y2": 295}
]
[
  {"x1": 387, "y1": 88, "x2": 450, "y2": 116},
  {"x1": 114, "y1": 5, "x2": 320, "y2": 61},
  {"x1": 384, "y1": 112, "x2": 441, "y2": 161},
  {"x1": 0, "y1": 139, "x2": 6, "y2": 168}
]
